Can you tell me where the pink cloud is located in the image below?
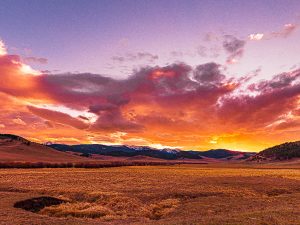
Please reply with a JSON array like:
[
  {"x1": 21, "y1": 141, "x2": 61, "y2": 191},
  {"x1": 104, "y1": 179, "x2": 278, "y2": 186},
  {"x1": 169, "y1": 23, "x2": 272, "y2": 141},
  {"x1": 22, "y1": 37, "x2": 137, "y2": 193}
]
[
  {"x1": 23, "y1": 56, "x2": 48, "y2": 64},
  {"x1": 249, "y1": 23, "x2": 298, "y2": 41},
  {"x1": 27, "y1": 106, "x2": 89, "y2": 130}
]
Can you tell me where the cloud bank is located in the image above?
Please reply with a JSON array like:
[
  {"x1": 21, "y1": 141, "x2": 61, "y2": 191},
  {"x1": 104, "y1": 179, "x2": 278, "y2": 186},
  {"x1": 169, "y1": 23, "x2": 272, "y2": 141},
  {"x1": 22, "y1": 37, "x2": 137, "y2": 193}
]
[{"x1": 1, "y1": 39, "x2": 300, "y2": 150}]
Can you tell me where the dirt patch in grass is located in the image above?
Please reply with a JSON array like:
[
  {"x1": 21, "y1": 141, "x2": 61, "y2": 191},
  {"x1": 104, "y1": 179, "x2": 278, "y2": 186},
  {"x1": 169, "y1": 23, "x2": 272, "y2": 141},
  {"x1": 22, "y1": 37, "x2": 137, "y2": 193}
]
[{"x1": 14, "y1": 196, "x2": 66, "y2": 212}]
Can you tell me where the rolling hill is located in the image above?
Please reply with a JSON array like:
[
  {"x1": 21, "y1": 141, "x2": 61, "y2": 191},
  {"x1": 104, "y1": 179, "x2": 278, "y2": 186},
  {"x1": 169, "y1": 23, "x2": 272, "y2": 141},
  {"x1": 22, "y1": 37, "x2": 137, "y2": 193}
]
[
  {"x1": 250, "y1": 141, "x2": 300, "y2": 161},
  {"x1": 0, "y1": 134, "x2": 86, "y2": 163}
]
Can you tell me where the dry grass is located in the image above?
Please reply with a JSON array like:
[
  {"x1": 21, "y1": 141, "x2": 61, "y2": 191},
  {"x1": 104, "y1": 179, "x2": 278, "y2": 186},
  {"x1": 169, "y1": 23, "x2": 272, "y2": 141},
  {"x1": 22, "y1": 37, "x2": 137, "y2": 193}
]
[
  {"x1": 0, "y1": 164, "x2": 299, "y2": 224},
  {"x1": 146, "y1": 198, "x2": 180, "y2": 220},
  {"x1": 41, "y1": 202, "x2": 113, "y2": 218}
]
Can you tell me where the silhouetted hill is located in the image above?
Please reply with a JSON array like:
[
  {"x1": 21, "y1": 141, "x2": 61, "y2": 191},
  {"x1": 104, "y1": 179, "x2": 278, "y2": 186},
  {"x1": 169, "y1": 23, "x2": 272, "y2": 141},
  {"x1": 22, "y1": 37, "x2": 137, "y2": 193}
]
[
  {"x1": 199, "y1": 149, "x2": 253, "y2": 159},
  {"x1": 0, "y1": 134, "x2": 30, "y2": 143},
  {"x1": 251, "y1": 141, "x2": 300, "y2": 161}
]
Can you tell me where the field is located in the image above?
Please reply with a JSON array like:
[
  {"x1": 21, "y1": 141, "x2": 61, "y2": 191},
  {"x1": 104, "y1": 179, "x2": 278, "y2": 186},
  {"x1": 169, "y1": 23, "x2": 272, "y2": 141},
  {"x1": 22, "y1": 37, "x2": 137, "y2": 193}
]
[{"x1": 0, "y1": 165, "x2": 299, "y2": 225}]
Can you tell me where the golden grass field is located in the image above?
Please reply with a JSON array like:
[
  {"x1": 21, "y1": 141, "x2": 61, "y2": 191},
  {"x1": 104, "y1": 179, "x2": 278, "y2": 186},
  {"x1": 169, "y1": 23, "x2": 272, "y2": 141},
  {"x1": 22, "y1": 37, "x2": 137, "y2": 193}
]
[{"x1": 0, "y1": 164, "x2": 299, "y2": 225}]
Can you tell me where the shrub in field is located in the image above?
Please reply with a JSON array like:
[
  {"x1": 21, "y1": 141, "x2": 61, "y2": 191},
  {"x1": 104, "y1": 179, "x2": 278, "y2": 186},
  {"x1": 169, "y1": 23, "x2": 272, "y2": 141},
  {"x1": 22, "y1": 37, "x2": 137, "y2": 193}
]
[{"x1": 0, "y1": 161, "x2": 177, "y2": 169}]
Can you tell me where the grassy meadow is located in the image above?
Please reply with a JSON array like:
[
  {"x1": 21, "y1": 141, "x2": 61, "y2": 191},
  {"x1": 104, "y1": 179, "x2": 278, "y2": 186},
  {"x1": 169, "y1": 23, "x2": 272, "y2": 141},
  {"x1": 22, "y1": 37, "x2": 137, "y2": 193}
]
[{"x1": 0, "y1": 164, "x2": 299, "y2": 225}]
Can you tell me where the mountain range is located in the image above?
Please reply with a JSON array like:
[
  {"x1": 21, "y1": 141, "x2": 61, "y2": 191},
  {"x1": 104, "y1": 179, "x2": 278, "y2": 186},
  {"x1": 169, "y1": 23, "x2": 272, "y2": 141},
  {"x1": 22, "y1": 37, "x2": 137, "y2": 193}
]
[
  {"x1": 49, "y1": 143, "x2": 255, "y2": 160},
  {"x1": 1, "y1": 133, "x2": 300, "y2": 163}
]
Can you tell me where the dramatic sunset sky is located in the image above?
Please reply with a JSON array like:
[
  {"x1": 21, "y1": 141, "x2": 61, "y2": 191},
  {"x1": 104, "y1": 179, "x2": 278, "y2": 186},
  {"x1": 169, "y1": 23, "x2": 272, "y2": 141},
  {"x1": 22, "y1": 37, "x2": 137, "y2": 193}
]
[{"x1": 1, "y1": 0, "x2": 300, "y2": 151}]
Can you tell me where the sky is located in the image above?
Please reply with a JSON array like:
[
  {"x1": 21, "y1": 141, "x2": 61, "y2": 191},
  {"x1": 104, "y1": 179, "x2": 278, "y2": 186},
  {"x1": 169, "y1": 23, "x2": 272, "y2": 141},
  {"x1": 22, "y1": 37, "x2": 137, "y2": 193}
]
[{"x1": 1, "y1": 0, "x2": 300, "y2": 151}]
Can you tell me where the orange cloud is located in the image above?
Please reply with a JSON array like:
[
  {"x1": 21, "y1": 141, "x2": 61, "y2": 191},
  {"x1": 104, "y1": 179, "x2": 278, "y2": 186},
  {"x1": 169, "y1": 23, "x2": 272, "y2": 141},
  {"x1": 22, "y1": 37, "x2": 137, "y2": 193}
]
[
  {"x1": 12, "y1": 118, "x2": 27, "y2": 126},
  {"x1": 2, "y1": 40, "x2": 300, "y2": 151}
]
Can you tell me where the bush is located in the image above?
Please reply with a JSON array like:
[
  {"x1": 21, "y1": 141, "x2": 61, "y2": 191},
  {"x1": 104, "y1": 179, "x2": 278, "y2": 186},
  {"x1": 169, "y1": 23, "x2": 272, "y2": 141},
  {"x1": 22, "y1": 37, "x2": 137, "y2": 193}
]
[{"x1": 0, "y1": 161, "x2": 178, "y2": 169}]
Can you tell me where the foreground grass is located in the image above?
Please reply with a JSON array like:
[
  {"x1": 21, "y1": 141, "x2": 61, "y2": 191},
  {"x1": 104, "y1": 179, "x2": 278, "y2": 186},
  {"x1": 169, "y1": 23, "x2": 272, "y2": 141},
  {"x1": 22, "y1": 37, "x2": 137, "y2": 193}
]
[{"x1": 0, "y1": 165, "x2": 299, "y2": 225}]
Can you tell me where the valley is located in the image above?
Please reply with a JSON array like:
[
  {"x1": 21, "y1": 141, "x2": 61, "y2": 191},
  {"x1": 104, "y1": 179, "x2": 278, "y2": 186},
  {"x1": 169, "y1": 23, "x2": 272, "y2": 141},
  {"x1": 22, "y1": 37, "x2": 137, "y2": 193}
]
[{"x1": 0, "y1": 165, "x2": 299, "y2": 225}]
